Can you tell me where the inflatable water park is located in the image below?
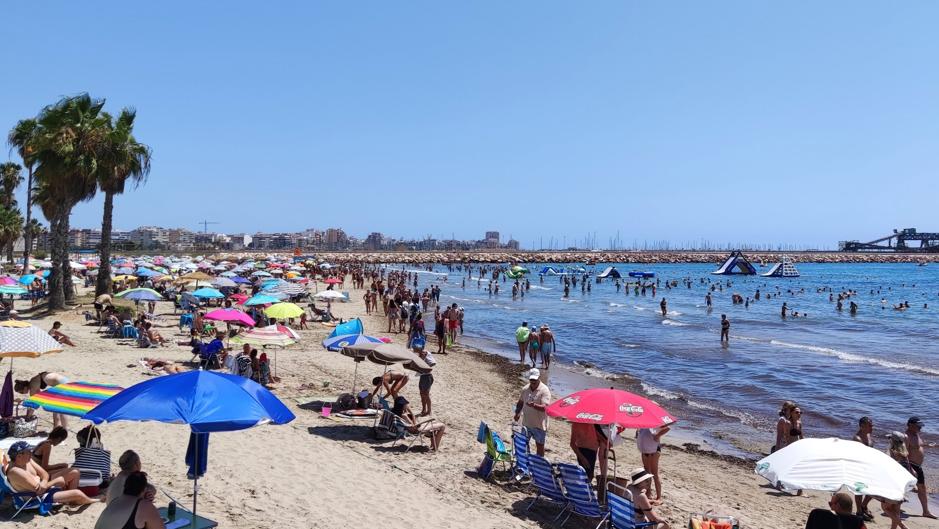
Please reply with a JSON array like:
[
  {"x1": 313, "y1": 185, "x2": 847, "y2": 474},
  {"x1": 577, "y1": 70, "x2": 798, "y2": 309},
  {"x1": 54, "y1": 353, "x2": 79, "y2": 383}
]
[
  {"x1": 712, "y1": 251, "x2": 757, "y2": 275},
  {"x1": 761, "y1": 256, "x2": 800, "y2": 277}
]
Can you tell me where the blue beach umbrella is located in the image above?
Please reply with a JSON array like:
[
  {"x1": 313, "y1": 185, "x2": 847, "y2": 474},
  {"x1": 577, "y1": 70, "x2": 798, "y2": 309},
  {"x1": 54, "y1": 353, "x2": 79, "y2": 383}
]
[
  {"x1": 231, "y1": 276, "x2": 251, "y2": 284},
  {"x1": 135, "y1": 267, "x2": 161, "y2": 278},
  {"x1": 243, "y1": 294, "x2": 279, "y2": 307},
  {"x1": 0, "y1": 285, "x2": 28, "y2": 296},
  {"x1": 191, "y1": 287, "x2": 224, "y2": 299},
  {"x1": 115, "y1": 267, "x2": 135, "y2": 275},
  {"x1": 17, "y1": 274, "x2": 37, "y2": 285},
  {"x1": 322, "y1": 333, "x2": 382, "y2": 352},
  {"x1": 85, "y1": 371, "x2": 295, "y2": 522}
]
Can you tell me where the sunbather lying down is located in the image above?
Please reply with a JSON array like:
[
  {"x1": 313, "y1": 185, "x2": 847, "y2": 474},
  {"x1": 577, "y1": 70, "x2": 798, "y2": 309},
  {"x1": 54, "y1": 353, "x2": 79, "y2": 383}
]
[
  {"x1": 140, "y1": 358, "x2": 183, "y2": 374},
  {"x1": 392, "y1": 396, "x2": 445, "y2": 450}
]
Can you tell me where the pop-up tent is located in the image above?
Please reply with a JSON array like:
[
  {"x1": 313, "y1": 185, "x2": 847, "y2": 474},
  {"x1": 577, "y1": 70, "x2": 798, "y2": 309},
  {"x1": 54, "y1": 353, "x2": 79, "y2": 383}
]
[{"x1": 712, "y1": 251, "x2": 757, "y2": 275}]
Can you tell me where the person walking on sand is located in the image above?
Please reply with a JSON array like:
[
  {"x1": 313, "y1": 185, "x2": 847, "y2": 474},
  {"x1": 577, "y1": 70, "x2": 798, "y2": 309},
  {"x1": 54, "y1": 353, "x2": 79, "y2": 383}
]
[
  {"x1": 905, "y1": 417, "x2": 936, "y2": 518},
  {"x1": 515, "y1": 322, "x2": 531, "y2": 363},
  {"x1": 720, "y1": 314, "x2": 730, "y2": 343},
  {"x1": 514, "y1": 369, "x2": 551, "y2": 456},
  {"x1": 637, "y1": 425, "x2": 670, "y2": 504},
  {"x1": 660, "y1": 298, "x2": 667, "y2": 317}
]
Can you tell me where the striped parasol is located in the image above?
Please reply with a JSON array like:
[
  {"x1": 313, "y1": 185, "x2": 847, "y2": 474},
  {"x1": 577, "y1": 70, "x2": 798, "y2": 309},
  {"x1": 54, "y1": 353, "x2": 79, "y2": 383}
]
[
  {"x1": 0, "y1": 321, "x2": 64, "y2": 358},
  {"x1": 23, "y1": 381, "x2": 123, "y2": 418},
  {"x1": 230, "y1": 327, "x2": 297, "y2": 348}
]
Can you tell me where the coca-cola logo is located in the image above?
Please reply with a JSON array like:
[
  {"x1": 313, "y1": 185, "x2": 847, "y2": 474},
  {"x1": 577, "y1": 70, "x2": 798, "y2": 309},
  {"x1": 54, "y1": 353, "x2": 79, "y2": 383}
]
[
  {"x1": 618, "y1": 403, "x2": 644, "y2": 416},
  {"x1": 575, "y1": 412, "x2": 603, "y2": 422},
  {"x1": 560, "y1": 396, "x2": 580, "y2": 407}
]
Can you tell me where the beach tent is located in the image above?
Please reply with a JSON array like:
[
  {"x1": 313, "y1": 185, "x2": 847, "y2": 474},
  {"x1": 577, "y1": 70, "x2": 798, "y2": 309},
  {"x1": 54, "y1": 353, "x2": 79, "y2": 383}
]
[
  {"x1": 597, "y1": 266, "x2": 621, "y2": 279},
  {"x1": 328, "y1": 318, "x2": 363, "y2": 339},
  {"x1": 711, "y1": 251, "x2": 757, "y2": 275}
]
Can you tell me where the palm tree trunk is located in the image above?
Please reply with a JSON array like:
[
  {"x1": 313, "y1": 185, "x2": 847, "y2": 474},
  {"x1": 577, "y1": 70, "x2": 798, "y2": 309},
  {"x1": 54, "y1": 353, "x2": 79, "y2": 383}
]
[
  {"x1": 21, "y1": 165, "x2": 33, "y2": 273},
  {"x1": 61, "y1": 213, "x2": 74, "y2": 302},
  {"x1": 47, "y1": 215, "x2": 65, "y2": 310},
  {"x1": 95, "y1": 191, "x2": 115, "y2": 297}
]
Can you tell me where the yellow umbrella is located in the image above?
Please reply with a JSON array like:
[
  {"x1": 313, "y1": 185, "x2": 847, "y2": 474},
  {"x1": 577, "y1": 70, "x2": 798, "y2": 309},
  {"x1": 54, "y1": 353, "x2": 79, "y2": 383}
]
[
  {"x1": 285, "y1": 272, "x2": 299, "y2": 279},
  {"x1": 112, "y1": 275, "x2": 138, "y2": 282},
  {"x1": 0, "y1": 321, "x2": 64, "y2": 358},
  {"x1": 264, "y1": 303, "x2": 304, "y2": 320}
]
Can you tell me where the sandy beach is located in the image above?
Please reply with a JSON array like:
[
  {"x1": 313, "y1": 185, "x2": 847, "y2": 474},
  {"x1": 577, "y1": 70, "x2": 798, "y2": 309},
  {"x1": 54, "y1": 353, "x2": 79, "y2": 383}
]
[{"x1": 5, "y1": 282, "x2": 934, "y2": 529}]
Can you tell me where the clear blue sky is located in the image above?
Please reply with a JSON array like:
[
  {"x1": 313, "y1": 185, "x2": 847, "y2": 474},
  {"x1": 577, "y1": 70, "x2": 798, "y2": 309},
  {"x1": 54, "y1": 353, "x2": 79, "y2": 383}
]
[{"x1": 4, "y1": 1, "x2": 939, "y2": 249}]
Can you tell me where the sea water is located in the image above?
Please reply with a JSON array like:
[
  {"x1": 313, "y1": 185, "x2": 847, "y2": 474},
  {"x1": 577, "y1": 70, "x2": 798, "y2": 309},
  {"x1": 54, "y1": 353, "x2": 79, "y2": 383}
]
[{"x1": 401, "y1": 262, "x2": 937, "y2": 475}]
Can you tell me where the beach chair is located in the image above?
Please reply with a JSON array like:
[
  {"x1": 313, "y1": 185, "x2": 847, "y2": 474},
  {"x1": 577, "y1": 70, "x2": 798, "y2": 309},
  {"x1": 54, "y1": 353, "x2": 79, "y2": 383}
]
[
  {"x1": 526, "y1": 455, "x2": 569, "y2": 519},
  {"x1": 193, "y1": 341, "x2": 223, "y2": 369},
  {"x1": 376, "y1": 409, "x2": 432, "y2": 452},
  {"x1": 0, "y1": 463, "x2": 58, "y2": 518},
  {"x1": 607, "y1": 483, "x2": 656, "y2": 529},
  {"x1": 511, "y1": 428, "x2": 532, "y2": 482},
  {"x1": 122, "y1": 322, "x2": 139, "y2": 339},
  {"x1": 556, "y1": 462, "x2": 609, "y2": 528}
]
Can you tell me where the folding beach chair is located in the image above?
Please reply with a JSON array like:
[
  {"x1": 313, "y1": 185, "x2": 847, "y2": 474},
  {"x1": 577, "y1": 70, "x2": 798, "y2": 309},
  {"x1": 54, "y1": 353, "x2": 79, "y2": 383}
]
[
  {"x1": 0, "y1": 464, "x2": 58, "y2": 518},
  {"x1": 511, "y1": 428, "x2": 532, "y2": 482},
  {"x1": 193, "y1": 340, "x2": 223, "y2": 369},
  {"x1": 526, "y1": 454, "x2": 569, "y2": 519},
  {"x1": 376, "y1": 409, "x2": 432, "y2": 452},
  {"x1": 607, "y1": 483, "x2": 656, "y2": 529},
  {"x1": 476, "y1": 422, "x2": 513, "y2": 480},
  {"x1": 556, "y1": 462, "x2": 609, "y2": 528}
]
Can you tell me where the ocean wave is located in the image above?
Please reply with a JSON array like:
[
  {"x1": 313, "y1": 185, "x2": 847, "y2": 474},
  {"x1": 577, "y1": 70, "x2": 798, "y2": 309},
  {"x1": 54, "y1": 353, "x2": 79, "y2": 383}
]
[
  {"x1": 640, "y1": 383, "x2": 760, "y2": 427},
  {"x1": 562, "y1": 298, "x2": 582, "y2": 303},
  {"x1": 609, "y1": 302, "x2": 626, "y2": 307},
  {"x1": 768, "y1": 340, "x2": 939, "y2": 376},
  {"x1": 633, "y1": 305, "x2": 649, "y2": 311},
  {"x1": 667, "y1": 310, "x2": 683, "y2": 316},
  {"x1": 662, "y1": 319, "x2": 689, "y2": 327},
  {"x1": 529, "y1": 285, "x2": 551, "y2": 290}
]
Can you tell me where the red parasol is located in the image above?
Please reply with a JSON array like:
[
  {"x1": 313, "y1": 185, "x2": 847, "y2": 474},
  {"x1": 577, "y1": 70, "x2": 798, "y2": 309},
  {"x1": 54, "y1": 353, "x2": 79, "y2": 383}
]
[
  {"x1": 546, "y1": 388, "x2": 676, "y2": 428},
  {"x1": 324, "y1": 277, "x2": 343, "y2": 284}
]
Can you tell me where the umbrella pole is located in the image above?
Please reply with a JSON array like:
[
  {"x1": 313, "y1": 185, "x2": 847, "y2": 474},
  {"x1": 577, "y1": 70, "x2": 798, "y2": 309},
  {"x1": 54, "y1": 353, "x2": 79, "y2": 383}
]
[{"x1": 192, "y1": 435, "x2": 199, "y2": 524}]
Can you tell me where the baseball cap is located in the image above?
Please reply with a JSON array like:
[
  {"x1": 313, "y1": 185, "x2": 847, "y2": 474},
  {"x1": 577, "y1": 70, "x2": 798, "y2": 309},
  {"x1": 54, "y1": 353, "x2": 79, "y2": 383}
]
[
  {"x1": 7, "y1": 441, "x2": 32, "y2": 458},
  {"x1": 908, "y1": 417, "x2": 924, "y2": 426},
  {"x1": 528, "y1": 368, "x2": 541, "y2": 380}
]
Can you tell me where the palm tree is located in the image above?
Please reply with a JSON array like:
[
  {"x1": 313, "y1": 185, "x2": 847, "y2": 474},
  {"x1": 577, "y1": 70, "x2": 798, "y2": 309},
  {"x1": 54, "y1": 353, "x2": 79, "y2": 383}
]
[
  {"x1": 0, "y1": 206, "x2": 23, "y2": 265},
  {"x1": 95, "y1": 109, "x2": 151, "y2": 297},
  {"x1": 31, "y1": 94, "x2": 109, "y2": 309},
  {"x1": 0, "y1": 163, "x2": 23, "y2": 264},
  {"x1": 7, "y1": 119, "x2": 38, "y2": 272}
]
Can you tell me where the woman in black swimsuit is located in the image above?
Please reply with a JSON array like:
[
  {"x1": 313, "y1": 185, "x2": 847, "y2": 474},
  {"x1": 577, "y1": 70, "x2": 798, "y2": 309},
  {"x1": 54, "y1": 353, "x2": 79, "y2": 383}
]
[{"x1": 93, "y1": 471, "x2": 164, "y2": 529}]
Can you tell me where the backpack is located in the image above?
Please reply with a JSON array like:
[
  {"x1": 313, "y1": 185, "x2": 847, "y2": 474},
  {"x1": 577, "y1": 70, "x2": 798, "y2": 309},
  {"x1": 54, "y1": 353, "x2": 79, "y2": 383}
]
[{"x1": 334, "y1": 393, "x2": 357, "y2": 412}]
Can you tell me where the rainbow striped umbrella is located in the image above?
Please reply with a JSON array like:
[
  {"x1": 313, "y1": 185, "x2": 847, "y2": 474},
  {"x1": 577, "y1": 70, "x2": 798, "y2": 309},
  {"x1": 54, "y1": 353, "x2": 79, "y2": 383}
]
[{"x1": 23, "y1": 381, "x2": 123, "y2": 418}]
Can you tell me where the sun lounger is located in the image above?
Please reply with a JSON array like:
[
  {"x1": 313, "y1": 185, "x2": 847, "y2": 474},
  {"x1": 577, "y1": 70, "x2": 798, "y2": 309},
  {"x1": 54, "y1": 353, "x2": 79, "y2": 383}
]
[
  {"x1": 556, "y1": 462, "x2": 609, "y2": 528},
  {"x1": 607, "y1": 483, "x2": 656, "y2": 529},
  {"x1": 526, "y1": 454, "x2": 569, "y2": 518}
]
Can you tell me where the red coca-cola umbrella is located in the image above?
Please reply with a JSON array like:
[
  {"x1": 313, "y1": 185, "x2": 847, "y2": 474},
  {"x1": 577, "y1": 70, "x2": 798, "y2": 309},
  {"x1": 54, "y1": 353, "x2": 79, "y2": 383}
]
[{"x1": 546, "y1": 388, "x2": 676, "y2": 428}]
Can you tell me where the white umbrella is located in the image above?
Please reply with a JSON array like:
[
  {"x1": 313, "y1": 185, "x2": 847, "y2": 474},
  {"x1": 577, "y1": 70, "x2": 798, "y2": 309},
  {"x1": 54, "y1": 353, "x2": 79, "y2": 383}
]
[
  {"x1": 755, "y1": 438, "x2": 916, "y2": 501},
  {"x1": 314, "y1": 290, "x2": 346, "y2": 301},
  {"x1": 211, "y1": 277, "x2": 237, "y2": 288}
]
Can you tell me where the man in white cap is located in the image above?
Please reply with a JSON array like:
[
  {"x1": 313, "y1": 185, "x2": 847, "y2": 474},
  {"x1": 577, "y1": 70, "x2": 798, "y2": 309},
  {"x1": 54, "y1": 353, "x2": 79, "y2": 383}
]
[{"x1": 514, "y1": 368, "x2": 551, "y2": 456}]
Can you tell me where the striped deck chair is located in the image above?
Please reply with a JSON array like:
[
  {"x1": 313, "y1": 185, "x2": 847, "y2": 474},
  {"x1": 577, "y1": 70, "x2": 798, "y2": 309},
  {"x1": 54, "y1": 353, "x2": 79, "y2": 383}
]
[
  {"x1": 556, "y1": 463, "x2": 609, "y2": 528},
  {"x1": 526, "y1": 455, "x2": 568, "y2": 519},
  {"x1": 511, "y1": 429, "x2": 531, "y2": 482},
  {"x1": 607, "y1": 483, "x2": 656, "y2": 529}
]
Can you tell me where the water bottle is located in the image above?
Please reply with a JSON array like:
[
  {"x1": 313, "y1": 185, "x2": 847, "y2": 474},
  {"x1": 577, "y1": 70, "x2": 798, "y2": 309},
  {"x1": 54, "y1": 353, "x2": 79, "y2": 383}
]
[{"x1": 168, "y1": 501, "x2": 176, "y2": 518}]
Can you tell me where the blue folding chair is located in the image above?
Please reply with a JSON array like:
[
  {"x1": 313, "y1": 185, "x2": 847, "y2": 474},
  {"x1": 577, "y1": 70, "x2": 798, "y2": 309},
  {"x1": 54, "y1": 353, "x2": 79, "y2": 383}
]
[
  {"x1": 607, "y1": 483, "x2": 656, "y2": 529},
  {"x1": 526, "y1": 454, "x2": 569, "y2": 519},
  {"x1": 0, "y1": 468, "x2": 57, "y2": 518},
  {"x1": 197, "y1": 340, "x2": 224, "y2": 369},
  {"x1": 556, "y1": 462, "x2": 609, "y2": 528},
  {"x1": 511, "y1": 428, "x2": 531, "y2": 482}
]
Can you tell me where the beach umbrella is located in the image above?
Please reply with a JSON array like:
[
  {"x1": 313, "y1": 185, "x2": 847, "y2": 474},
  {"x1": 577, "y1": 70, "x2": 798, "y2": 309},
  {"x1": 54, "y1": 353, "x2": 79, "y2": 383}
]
[
  {"x1": 327, "y1": 318, "x2": 363, "y2": 338},
  {"x1": 229, "y1": 293, "x2": 249, "y2": 304},
  {"x1": 322, "y1": 333, "x2": 382, "y2": 352},
  {"x1": 546, "y1": 388, "x2": 677, "y2": 428},
  {"x1": 323, "y1": 277, "x2": 343, "y2": 285},
  {"x1": 203, "y1": 309, "x2": 255, "y2": 327},
  {"x1": 114, "y1": 267, "x2": 135, "y2": 275},
  {"x1": 85, "y1": 371, "x2": 295, "y2": 522},
  {"x1": 211, "y1": 277, "x2": 237, "y2": 288},
  {"x1": 112, "y1": 275, "x2": 138, "y2": 282},
  {"x1": 135, "y1": 267, "x2": 161, "y2": 278},
  {"x1": 264, "y1": 303, "x2": 304, "y2": 319},
  {"x1": 340, "y1": 342, "x2": 431, "y2": 391},
  {"x1": 0, "y1": 277, "x2": 16, "y2": 286},
  {"x1": 268, "y1": 323, "x2": 300, "y2": 341},
  {"x1": 220, "y1": 271, "x2": 236, "y2": 278},
  {"x1": 313, "y1": 290, "x2": 345, "y2": 301},
  {"x1": 755, "y1": 438, "x2": 916, "y2": 501},
  {"x1": 250, "y1": 271, "x2": 272, "y2": 278},
  {"x1": 181, "y1": 271, "x2": 214, "y2": 282},
  {"x1": 266, "y1": 283, "x2": 307, "y2": 296},
  {"x1": 0, "y1": 285, "x2": 28, "y2": 296},
  {"x1": 231, "y1": 277, "x2": 251, "y2": 285},
  {"x1": 243, "y1": 294, "x2": 279, "y2": 307},
  {"x1": 0, "y1": 321, "x2": 64, "y2": 358},
  {"x1": 69, "y1": 261, "x2": 87, "y2": 271},
  {"x1": 115, "y1": 288, "x2": 163, "y2": 302},
  {"x1": 23, "y1": 381, "x2": 123, "y2": 418},
  {"x1": 230, "y1": 327, "x2": 296, "y2": 348},
  {"x1": 192, "y1": 287, "x2": 224, "y2": 299},
  {"x1": 17, "y1": 274, "x2": 38, "y2": 285}
]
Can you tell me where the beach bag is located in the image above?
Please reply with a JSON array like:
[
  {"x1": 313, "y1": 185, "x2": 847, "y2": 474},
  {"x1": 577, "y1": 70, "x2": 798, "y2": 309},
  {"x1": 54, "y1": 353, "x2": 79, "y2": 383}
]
[
  {"x1": 477, "y1": 453, "x2": 495, "y2": 480},
  {"x1": 74, "y1": 446, "x2": 112, "y2": 484},
  {"x1": 334, "y1": 393, "x2": 356, "y2": 412},
  {"x1": 13, "y1": 417, "x2": 37, "y2": 438}
]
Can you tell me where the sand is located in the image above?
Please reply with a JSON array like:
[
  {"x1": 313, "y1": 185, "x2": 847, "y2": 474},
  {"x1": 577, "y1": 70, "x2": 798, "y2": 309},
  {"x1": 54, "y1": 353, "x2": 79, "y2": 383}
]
[{"x1": 6, "y1": 285, "x2": 934, "y2": 529}]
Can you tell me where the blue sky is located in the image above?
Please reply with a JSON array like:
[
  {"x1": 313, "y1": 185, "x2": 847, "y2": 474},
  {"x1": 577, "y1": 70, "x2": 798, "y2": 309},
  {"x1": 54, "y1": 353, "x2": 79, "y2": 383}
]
[{"x1": 4, "y1": 2, "x2": 939, "y2": 249}]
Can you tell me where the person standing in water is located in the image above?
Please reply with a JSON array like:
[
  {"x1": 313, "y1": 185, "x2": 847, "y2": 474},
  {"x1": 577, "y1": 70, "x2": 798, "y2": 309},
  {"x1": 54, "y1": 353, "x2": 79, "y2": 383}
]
[
  {"x1": 720, "y1": 314, "x2": 730, "y2": 343},
  {"x1": 515, "y1": 322, "x2": 531, "y2": 363},
  {"x1": 539, "y1": 325, "x2": 555, "y2": 369},
  {"x1": 660, "y1": 298, "x2": 667, "y2": 317}
]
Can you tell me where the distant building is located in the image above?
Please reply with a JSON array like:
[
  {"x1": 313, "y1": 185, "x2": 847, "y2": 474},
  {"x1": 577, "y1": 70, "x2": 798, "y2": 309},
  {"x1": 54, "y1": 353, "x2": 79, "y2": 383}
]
[
  {"x1": 364, "y1": 232, "x2": 384, "y2": 250},
  {"x1": 484, "y1": 231, "x2": 500, "y2": 248},
  {"x1": 506, "y1": 239, "x2": 520, "y2": 250}
]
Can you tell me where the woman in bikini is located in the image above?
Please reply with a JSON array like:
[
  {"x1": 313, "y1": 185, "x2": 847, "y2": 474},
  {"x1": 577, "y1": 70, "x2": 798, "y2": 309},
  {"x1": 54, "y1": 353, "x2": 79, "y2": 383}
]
[{"x1": 14, "y1": 372, "x2": 70, "y2": 428}]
